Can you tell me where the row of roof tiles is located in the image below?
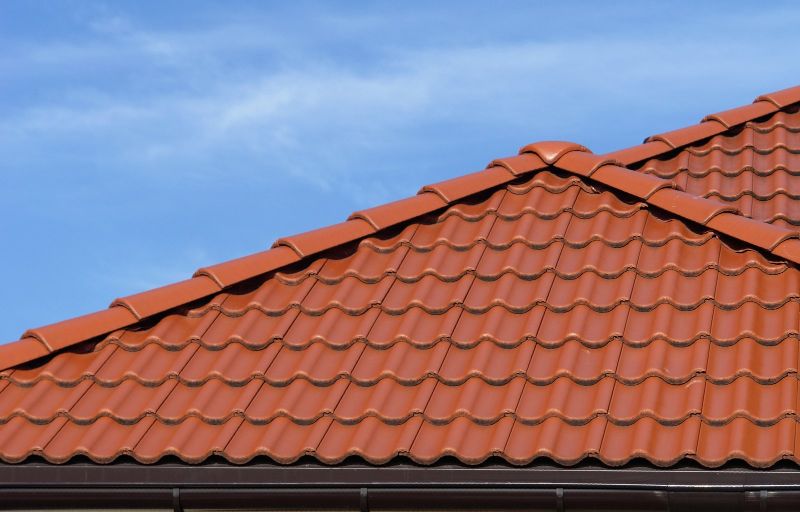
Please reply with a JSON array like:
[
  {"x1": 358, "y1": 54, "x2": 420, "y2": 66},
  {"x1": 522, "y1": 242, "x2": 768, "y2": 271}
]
[
  {"x1": 8, "y1": 373, "x2": 800, "y2": 426},
  {"x1": 3, "y1": 412, "x2": 800, "y2": 468},
  {"x1": 6, "y1": 337, "x2": 799, "y2": 388},
  {"x1": 639, "y1": 110, "x2": 800, "y2": 230},
  {"x1": 3, "y1": 85, "x2": 800, "y2": 374}
]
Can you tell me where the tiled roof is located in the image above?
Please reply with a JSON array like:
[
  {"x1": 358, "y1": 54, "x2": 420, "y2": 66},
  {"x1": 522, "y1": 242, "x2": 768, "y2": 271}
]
[
  {"x1": 3, "y1": 85, "x2": 800, "y2": 468},
  {"x1": 640, "y1": 107, "x2": 800, "y2": 227}
]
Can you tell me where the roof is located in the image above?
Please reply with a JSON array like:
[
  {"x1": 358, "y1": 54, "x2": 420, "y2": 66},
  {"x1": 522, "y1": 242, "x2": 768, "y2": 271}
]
[{"x1": 3, "y1": 85, "x2": 800, "y2": 470}]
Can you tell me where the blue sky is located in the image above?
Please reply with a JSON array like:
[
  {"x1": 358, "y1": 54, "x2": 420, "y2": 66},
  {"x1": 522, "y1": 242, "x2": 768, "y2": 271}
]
[{"x1": 1, "y1": 1, "x2": 799, "y2": 343}]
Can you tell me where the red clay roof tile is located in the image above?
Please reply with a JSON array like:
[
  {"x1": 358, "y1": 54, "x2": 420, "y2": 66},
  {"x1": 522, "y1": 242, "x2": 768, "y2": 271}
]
[
  {"x1": 646, "y1": 120, "x2": 727, "y2": 149},
  {"x1": 6, "y1": 85, "x2": 800, "y2": 470},
  {"x1": 702, "y1": 100, "x2": 778, "y2": 128},
  {"x1": 600, "y1": 417, "x2": 701, "y2": 466},
  {"x1": 695, "y1": 417, "x2": 796, "y2": 468},
  {"x1": 274, "y1": 218, "x2": 375, "y2": 257},
  {"x1": 110, "y1": 276, "x2": 220, "y2": 320},
  {"x1": 756, "y1": 85, "x2": 800, "y2": 108},
  {"x1": 607, "y1": 140, "x2": 673, "y2": 166},
  {"x1": 349, "y1": 193, "x2": 446, "y2": 231},
  {"x1": 0, "y1": 338, "x2": 49, "y2": 370},
  {"x1": 488, "y1": 153, "x2": 547, "y2": 175},
  {"x1": 22, "y1": 305, "x2": 138, "y2": 352},
  {"x1": 591, "y1": 164, "x2": 678, "y2": 198},
  {"x1": 194, "y1": 246, "x2": 300, "y2": 288},
  {"x1": 554, "y1": 151, "x2": 625, "y2": 178},
  {"x1": 518, "y1": 141, "x2": 590, "y2": 165},
  {"x1": 504, "y1": 417, "x2": 606, "y2": 465},
  {"x1": 419, "y1": 166, "x2": 516, "y2": 203}
]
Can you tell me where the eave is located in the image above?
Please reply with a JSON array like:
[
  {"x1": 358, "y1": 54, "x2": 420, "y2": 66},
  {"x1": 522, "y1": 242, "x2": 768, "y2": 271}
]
[{"x1": 3, "y1": 459, "x2": 800, "y2": 511}]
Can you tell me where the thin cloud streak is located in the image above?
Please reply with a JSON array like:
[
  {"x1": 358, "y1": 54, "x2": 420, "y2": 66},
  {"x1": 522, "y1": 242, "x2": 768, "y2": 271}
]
[
  {"x1": 3, "y1": 26, "x2": 797, "y2": 186},
  {"x1": 1, "y1": 1, "x2": 799, "y2": 342}
]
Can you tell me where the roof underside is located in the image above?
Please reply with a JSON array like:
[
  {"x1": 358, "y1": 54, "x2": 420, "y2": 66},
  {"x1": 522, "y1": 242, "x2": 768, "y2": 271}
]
[{"x1": 3, "y1": 86, "x2": 800, "y2": 472}]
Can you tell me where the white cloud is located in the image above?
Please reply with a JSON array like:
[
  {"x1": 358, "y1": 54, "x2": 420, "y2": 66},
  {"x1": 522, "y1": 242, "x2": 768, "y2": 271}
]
[{"x1": 2, "y1": 6, "x2": 799, "y2": 196}]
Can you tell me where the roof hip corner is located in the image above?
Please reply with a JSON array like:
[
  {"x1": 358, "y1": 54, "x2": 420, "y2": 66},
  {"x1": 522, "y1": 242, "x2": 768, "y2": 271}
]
[{"x1": 518, "y1": 140, "x2": 590, "y2": 165}]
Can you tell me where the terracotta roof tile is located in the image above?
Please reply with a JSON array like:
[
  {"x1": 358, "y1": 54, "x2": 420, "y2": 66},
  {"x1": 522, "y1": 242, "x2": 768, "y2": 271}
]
[
  {"x1": 616, "y1": 339, "x2": 709, "y2": 384},
  {"x1": 274, "y1": 219, "x2": 375, "y2": 257},
  {"x1": 705, "y1": 336, "x2": 798, "y2": 383},
  {"x1": 702, "y1": 100, "x2": 778, "y2": 129},
  {"x1": 646, "y1": 120, "x2": 727, "y2": 149},
  {"x1": 599, "y1": 417, "x2": 701, "y2": 466},
  {"x1": 695, "y1": 417, "x2": 796, "y2": 468},
  {"x1": 5, "y1": 85, "x2": 800, "y2": 469},
  {"x1": 504, "y1": 416, "x2": 606, "y2": 465},
  {"x1": 756, "y1": 85, "x2": 800, "y2": 108}
]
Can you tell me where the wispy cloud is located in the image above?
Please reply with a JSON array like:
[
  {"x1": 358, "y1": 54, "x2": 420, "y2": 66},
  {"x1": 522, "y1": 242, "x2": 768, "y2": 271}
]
[
  {"x1": 2, "y1": 1, "x2": 800, "y2": 342},
  {"x1": 4, "y1": 5, "x2": 798, "y2": 168}
]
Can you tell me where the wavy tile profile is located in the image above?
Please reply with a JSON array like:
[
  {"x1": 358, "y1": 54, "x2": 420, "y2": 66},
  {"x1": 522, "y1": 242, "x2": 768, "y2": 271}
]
[{"x1": 3, "y1": 85, "x2": 800, "y2": 469}]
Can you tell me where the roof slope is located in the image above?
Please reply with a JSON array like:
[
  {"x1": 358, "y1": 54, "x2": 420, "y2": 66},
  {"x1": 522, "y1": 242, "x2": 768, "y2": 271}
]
[
  {"x1": 3, "y1": 85, "x2": 800, "y2": 468},
  {"x1": 639, "y1": 105, "x2": 800, "y2": 226}
]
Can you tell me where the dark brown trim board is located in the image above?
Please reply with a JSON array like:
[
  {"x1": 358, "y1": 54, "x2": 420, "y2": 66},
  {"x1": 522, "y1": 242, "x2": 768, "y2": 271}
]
[{"x1": 2, "y1": 459, "x2": 800, "y2": 511}]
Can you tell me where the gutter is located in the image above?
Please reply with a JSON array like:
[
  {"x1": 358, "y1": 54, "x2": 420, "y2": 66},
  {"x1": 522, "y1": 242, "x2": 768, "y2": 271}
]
[{"x1": 2, "y1": 461, "x2": 800, "y2": 510}]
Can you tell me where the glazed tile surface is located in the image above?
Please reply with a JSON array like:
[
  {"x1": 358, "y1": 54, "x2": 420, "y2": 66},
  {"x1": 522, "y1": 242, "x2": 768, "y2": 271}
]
[{"x1": 4, "y1": 95, "x2": 800, "y2": 469}]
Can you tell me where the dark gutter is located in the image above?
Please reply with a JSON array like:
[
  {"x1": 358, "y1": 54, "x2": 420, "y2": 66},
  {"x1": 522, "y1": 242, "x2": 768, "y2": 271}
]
[{"x1": 2, "y1": 460, "x2": 800, "y2": 510}]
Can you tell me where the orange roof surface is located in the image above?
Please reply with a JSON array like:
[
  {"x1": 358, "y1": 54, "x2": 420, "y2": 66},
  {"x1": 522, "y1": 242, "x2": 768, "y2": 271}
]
[{"x1": 3, "y1": 86, "x2": 800, "y2": 468}]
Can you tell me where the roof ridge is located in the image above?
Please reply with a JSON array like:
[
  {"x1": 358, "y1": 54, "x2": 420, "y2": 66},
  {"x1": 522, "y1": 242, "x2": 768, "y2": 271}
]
[
  {"x1": 0, "y1": 157, "x2": 549, "y2": 370},
  {"x1": 511, "y1": 142, "x2": 800, "y2": 261},
  {"x1": 3, "y1": 84, "x2": 800, "y2": 371},
  {"x1": 604, "y1": 85, "x2": 800, "y2": 167}
]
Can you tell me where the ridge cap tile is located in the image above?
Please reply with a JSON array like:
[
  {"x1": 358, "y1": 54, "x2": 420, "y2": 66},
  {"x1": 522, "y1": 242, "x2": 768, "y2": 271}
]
[
  {"x1": 701, "y1": 101, "x2": 778, "y2": 129},
  {"x1": 645, "y1": 120, "x2": 727, "y2": 149},
  {"x1": 488, "y1": 153, "x2": 547, "y2": 175},
  {"x1": 705, "y1": 213, "x2": 800, "y2": 253},
  {"x1": 518, "y1": 140, "x2": 590, "y2": 165},
  {"x1": 0, "y1": 338, "x2": 50, "y2": 370},
  {"x1": 773, "y1": 238, "x2": 800, "y2": 261},
  {"x1": 20, "y1": 305, "x2": 138, "y2": 355},
  {"x1": 193, "y1": 246, "x2": 300, "y2": 289},
  {"x1": 555, "y1": 152, "x2": 625, "y2": 178},
  {"x1": 273, "y1": 218, "x2": 375, "y2": 257},
  {"x1": 605, "y1": 141, "x2": 674, "y2": 167},
  {"x1": 589, "y1": 165, "x2": 679, "y2": 199},
  {"x1": 418, "y1": 166, "x2": 516, "y2": 203},
  {"x1": 755, "y1": 85, "x2": 800, "y2": 109},
  {"x1": 348, "y1": 193, "x2": 447, "y2": 231},
  {"x1": 109, "y1": 276, "x2": 221, "y2": 320}
]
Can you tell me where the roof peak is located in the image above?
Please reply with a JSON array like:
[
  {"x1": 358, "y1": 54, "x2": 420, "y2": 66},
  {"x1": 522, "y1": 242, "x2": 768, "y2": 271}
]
[{"x1": 4, "y1": 84, "x2": 800, "y2": 371}]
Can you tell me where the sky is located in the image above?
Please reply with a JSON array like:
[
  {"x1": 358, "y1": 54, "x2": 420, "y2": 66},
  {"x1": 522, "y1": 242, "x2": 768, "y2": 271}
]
[{"x1": 1, "y1": 1, "x2": 799, "y2": 343}]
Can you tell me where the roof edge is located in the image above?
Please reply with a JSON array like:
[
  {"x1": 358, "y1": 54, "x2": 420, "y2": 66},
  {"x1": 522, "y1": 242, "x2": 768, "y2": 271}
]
[
  {"x1": 8, "y1": 459, "x2": 800, "y2": 488},
  {"x1": 3, "y1": 84, "x2": 800, "y2": 372},
  {"x1": 609, "y1": 84, "x2": 800, "y2": 166},
  {"x1": 1, "y1": 162, "x2": 538, "y2": 372}
]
